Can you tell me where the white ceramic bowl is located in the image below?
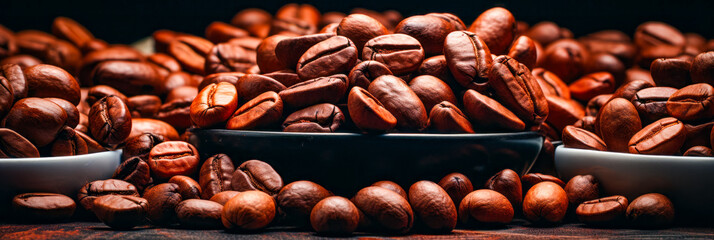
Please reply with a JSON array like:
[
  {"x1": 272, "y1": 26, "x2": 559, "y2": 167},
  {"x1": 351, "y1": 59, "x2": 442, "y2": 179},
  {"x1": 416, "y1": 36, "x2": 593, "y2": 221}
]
[
  {"x1": 0, "y1": 150, "x2": 121, "y2": 197},
  {"x1": 555, "y1": 145, "x2": 714, "y2": 216}
]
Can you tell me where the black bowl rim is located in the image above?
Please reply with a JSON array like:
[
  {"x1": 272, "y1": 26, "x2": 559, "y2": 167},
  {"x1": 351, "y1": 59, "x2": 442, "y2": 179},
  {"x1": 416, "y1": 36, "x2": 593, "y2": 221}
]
[{"x1": 190, "y1": 129, "x2": 542, "y2": 140}]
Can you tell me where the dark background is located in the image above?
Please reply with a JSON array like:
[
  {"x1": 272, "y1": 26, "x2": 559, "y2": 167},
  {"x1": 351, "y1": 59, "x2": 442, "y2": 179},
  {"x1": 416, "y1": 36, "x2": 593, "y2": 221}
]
[{"x1": 1, "y1": 0, "x2": 713, "y2": 44}]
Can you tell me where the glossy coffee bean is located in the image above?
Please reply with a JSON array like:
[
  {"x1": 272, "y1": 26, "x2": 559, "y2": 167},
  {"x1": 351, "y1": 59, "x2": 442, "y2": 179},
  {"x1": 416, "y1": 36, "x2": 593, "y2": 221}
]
[
  {"x1": 462, "y1": 89, "x2": 525, "y2": 131},
  {"x1": 691, "y1": 51, "x2": 714, "y2": 85},
  {"x1": 628, "y1": 117, "x2": 686, "y2": 155},
  {"x1": 256, "y1": 34, "x2": 295, "y2": 73},
  {"x1": 468, "y1": 7, "x2": 516, "y2": 55},
  {"x1": 428, "y1": 101, "x2": 475, "y2": 133},
  {"x1": 545, "y1": 95, "x2": 585, "y2": 132},
  {"x1": 489, "y1": 55, "x2": 549, "y2": 127},
  {"x1": 127, "y1": 95, "x2": 162, "y2": 118},
  {"x1": 597, "y1": 98, "x2": 642, "y2": 152},
  {"x1": 296, "y1": 36, "x2": 357, "y2": 80},
  {"x1": 408, "y1": 181, "x2": 457, "y2": 232},
  {"x1": 541, "y1": 39, "x2": 589, "y2": 83},
  {"x1": 112, "y1": 156, "x2": 151, "y2": 191},
  {"x1": 569, "y1": 72, "x2": 616, "y2": 102},
  {"x1": 235, "y1": 74, "x2": 286, "y2": 102},
  {"x1": 156, "y1": 99, "x2": 194, "y2": 131},
  {"x1": 43, "y1": 40, "x2": 82, "y2": 74},
  {"x1": 650, "y1": 57, "x2": 692, "y2": 88},
  {"x1": 1, "y1": 64, "x2": 27, "y2": 102},
  {"x1": 91, "y1": 61, "x2": 164, "y2": 96},
  {"x1": 279, "y1": 74, "x2": 348, "y2": 109},
  {"x1": 226, "y1": 91, "x2": 283, "y2": 130},
  {"x1": 371, "y1": 181, "x2": 408, "y2": 199},
  {"x1": 666, "y1": 83, "x2": 714, "y2": 121},
  {"x1": 92, "y1": 195, "x2": 148, "y2": 230},
  {"x1": 409, "y1": 75, "x2": 456, "y2": 112},
  {"x1": 277, "y1": 180, "x2": 333, "y2": 225},
  {"x1": 264, "y1": 71, "x2": 302, "y2": 88},
  {"x1": 275, "y1": 33, "x2": 335, "y2": 70},
  {"x1": 508, "y1": 35, "x2": 538, "y2": 69},
  {"x1": 143, "y1": 183, "x2": 182, "y2": 225},
  {"x1": 348, "y1": 60, "x2": 392, "y2": 89},
  {"x1": 576, "y1": 195, "x2": 628, "y2": 225},
  {"x1": 416, "y1": 55, "x2": 456, "y2": 87},
  {"x1": 523, "y1": 182, "x2": 568, "y2": 223},
  {"x1": 147, "y1": 53, "x2": 182, "y2": 76},
  {"x1": 24, "y1": 64, "x2": 80, "y2": 105},
  {"x1": 168, "y1": 36, "x2": 214, "y2": 75},
  {"x1": 148, "y1": 141, "x2": 199, "y2": 179},
  {"x1": 586, "y1": 52, "x2": 627, "y2": 85},
  {"x1": 0, "y1": 128, "x2": 39, "y2": 158},
  {"x1": 352, "y1": 186, "x2": 414, "y2": 234},
  {"x1": 368, "y1": 75, "x2": 427, "y2": 131},
  {"x1": 3, "y1": 98, "x2": 67, "y2": 147},
  {"x1": 176, "y1": 199, "x2": 224, "y2": 229},
  {"x1": 443, "y1": 31, "x2": 492, "y2": 91},
  {"x1": 222, "y1": 190, "x2": 276, "y2": 230},
  {"x1": 86, "y1": 85, "x2": 127, "y2": 107},
  {"x1": 634, "y1": 22, "x2": 685, "y2": 50},
  {"x1": 232, "y1": 159, "x2": 283, "y2": 196},
  {"x1": 12, "y1": 193, "x2": 76, "y2": 221},
  {"x1": 394, "y1": 15, "x2": 452, "y2": 55},
  {"x1": 199, "y1": 154, "x2": 235, "y2": 200},
  {"x1": 51, "y1": 17, "x2": 94, "y2": 48},
  {"x1": 521, "y1": 173, "x2": 566, "y2": 191},
  {"x1": 632, "y1": 87, "x2": 677, "y2": 124},
  {"x1": 169, "y1": 175, "x2": 202, "y2": 200},
  {"x1": 45, "y1": 98, "x2": 78, "y2": 128},
  {"x1": 459, "y1": 189, "x2": 514, "y2": 225},
  {"x1": 524, "y1": 21, "x2": 570, "y2": 47},
  {"x1": 310, "y1": 196, "x2": 360, "y2": 236},
  {"x1": 585, "y1": 94, "x2": 612, "y2": 117},
  {"x1": 562, "y1": 126, "x2": 607, "y2": 151},
  {"x1": 626, "y1": 193, "x2": 675, "y2": 228},
  {"x1": 283, "y1": 103, "x2": 344, "y2": 132},
  {"x1": 565, "y1": 175, "x2": 599, "y2": 209},
  {"x1": 346, "y1": 87, "x2": 397, "y2": 132},
  {"x1": 362, "y1": 33, "x2": 424, "y2": 75},
  {"x1": 683, "y1": 146, "x2": 713, "y2": 156},
  {"x1": 15, "y1": 30, "x2": 56, "y2": 60},
  {"x1": 121, "y1": 133, "x2": 164, "y2": 161},
  {"x1": 485, "y1": 169, "x2": 522, "y2": 211},
  {"x1": 437, "y1": 173, "x2": 473, "y2": 208},
  {"x1": 205, "y1": 21, "x2": 249, "y2": 43},
  {"x1": 190, "y1": 82, "x2": 238, "y2": 128},
  {"x1": 153, "y1": 29, "x2": 185, "y2": 53},
  {"x1": 49, "y1": 126, "x2": 88, "y2": 156},
  {"x1": 76, "y1": 130, "x2": 104, "y2": 153},
  {"x1": 209, "y1": 191, "x2": 241, "y2": 205},
  {"x1": 336, "y1": 14, "x2": 389, "y2": 55},
  {"x1": 612, "y1": 80, "x2": 656, "y2": 104},
  {"x1": 89, "y1": 95, "x2": 132, "y2": 147},
  {"x1": 77, "y1": 179, "x2": 139, "y2": 211},
  {"x1": 0, "y1": 25, "x2": 16, "y2": 59},
  {"x1": 204, "y1": 43, "x2": 253, "y2": 74}
]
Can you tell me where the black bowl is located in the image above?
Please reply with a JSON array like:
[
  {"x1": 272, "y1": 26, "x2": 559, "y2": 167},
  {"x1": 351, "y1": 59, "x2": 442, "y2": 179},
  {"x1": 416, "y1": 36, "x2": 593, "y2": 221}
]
[{"x1": 189, "y1": 129, "x2": 543, "y2": 195}]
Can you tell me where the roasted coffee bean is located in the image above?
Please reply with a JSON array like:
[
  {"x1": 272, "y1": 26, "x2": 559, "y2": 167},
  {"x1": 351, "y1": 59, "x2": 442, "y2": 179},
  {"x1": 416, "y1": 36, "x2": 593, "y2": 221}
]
[
  {"x1": 2, "y1": 64, "x2": 27, "y2": 102},
  {"x1": 190, "y1": 82, "x2": 238, "y2": 128},
  {"x1": 508, "y1": 36, "x2": 538, "y2": 69},
  {"x1": 417, "y1": 55, "x2": 456, "y2": 87},
  {"x1": 153, "y1": 29, "x2": 185, "y2": 53},
  {"x1": 362, "y1": 34, "x2": 424, "y2": 75},
  {"x1": 371, "y1": 181, "x2": 407, "y2": 199},
  {"x1": 169, "y1": 175, "x2": 202, "y2": 200},
  {"x1": 176, "y1": 199, "x2": 224, "y2": 229},
  {"x1": 257, "y1": 34, "x2": 296, "y2": 73},
  {"x1": 586, "y1": 52, "x2": 627, "y2": 85},
  {"x1": 86, "y1": 85, "x2": 127, "y2": 108},
  {"x1": 426, "y1": 13, "x2": 466, "y2": 31},
  {"x1": 24, "y1": 64, "x2": 80, "y2": 105},
  {"x1": 545, "y1": 95, "x2": 585, "y2": 132},
  {"x1": 612, "y1": 80, "x2": 656, "y2": 103},
  {"x1": 264, "y1": 70, "x2": 302, "y2": 87},
  {"x1": 347, "y1": 87, "x2": 397, "y2": 132},
  {"x1": 523, "y1": 182, "x2": 568, "y2": 223},
  {"x1": 49, "y1": 126, "x2": 88, "y2": 156},
  {"x1": 205, "y1": 21, "x2": 249, "y2": 43},
  {"x1": 597, "y1": 98, "x2": 642, "y2": 152},
  {"x1": 650, "y1": 57, "x2": 692, "y2": 88},
  {"x1": 148, "y1": 141, "x2": 200, "y2": 179},
  {"x1": 51, "y1": 17, "x2": 94, "y2": 48},
  {"x1": 144, "y1": 183, "x2": 182, "y2": 225},
  {"x1": 112, "y1": 156, "x2": 151, "y2": 190},
  {"x1": 88, "y1": 95, "x2": 132, "y2": 147},
  {"x1": 409, "y1": 75, "x2": 456, "y2": 112},
  {"x1": 565, "y1": 175, "x2": 600, "y2": 209},
  {"x1": 232, "y1": 159, "x2": 283, "y2": 196},
  {"x1": 92, "y1": 195, "x2": 148, "y2": 229},
  {"x1": 691, "y1": 51, "x2": 714, "y2": 85},
  {"x1": 43, "y1": 40, "x2": 81, "y2": 74},
  {"x1": 156, "y1": 100, "x2": 194, "y2": 130},
  {"x1": 210, "y1": 191, "x2": 241, "y2": 205},
  {"x1": 15, "y1": 30, "x2": 57, "y2": 59},
  {"x1": 270, "y1": 13, "x2": 318, "y2": 36},
  {"x1": 222, "y1": 190, "x2": 276, "y2": 230},
  {"x1": 524, "y1": 21, "x2": 570, "y2": 47},
  {"x1": 147, "y1": 53, "x2": 182, "y2": 77},
  {"x1": 485, "y1": 169, "x2": 523, "y2": 211},
  {"x1": 282, "y1": 103, "x2": 344, "y2": 132},
  {"x1": 80, "y1": 38, "x2": 108, "y2": 54},
  {"x1": 166, "y1": 85, "x2": 198, "y2": 103},
  {"x1": 233, "y1": 74, "x2": 283, "y2": 101},
  {"x1": 682, "y1": 121, "x2": 714, "y2": 150},
  {"x1": 164, "y1": 72, "x2": 201, "y2": 93},
  {"x1": 576, "y1": 195, "x2": 628, "y2": 225},
  {"x1": 569, "y1": 72, "x2": 616, "y2": 102},
  {"x1": 168, "y1": 36, "x2": 214, "y2": 75},
  {"x1": 626, "y1": 193, "x2": 675, "y2": 228},
  {"x1": 277, "y1": 180, "x2": 333, "y2": 226},
  {"x1": 279, "y1": 74, "x2": 348, "y2": 109},
  {"x1": 349, "y1": 61, "x2": 393, "y2": 90},
  {"x1": 585, "y1": 94, "x2": 613, "y2": 117},
  {"x1": 438, "y1": 173, "x2": 473, "y2": 208},
  {"x1": 199, "y1": 154, "x2": 235, "y2": 200},
  {"x1": 628, "y1": 117, "x2": 686, "y2": 155},
  {"x1": 368, "y1": 75, "x2": 427, "y2": 131},
  {"x1": 468, "y1": 7, "x2": 516, "y2": 55},
  {"x1": 0, "y1": 128, "x2": 39, "y2": 158},
  {"x1": 276, "y1": 33, "x2": 335, "y2": 70},
  {"x1": 121, "y1": 133, "x2": 164, "y2": 161},
  {"x1": 44, "y1": 98, "x2": 78, "y2": 128},
  {"x1": 352, "y1": 186, "x2": 414, "y2": 234},
  {"x1": 0, "y1": 26, "x2": 16, "y2": 59},
  {"x1": 3, "y1": 98, "x2": 67, "y2": 147},
  {"x1": 226, "y1": 91, "x2": 283, "y2": 130},
  {"x1": 462, "y1": 89, "x2": 526, "y2": 131},
  {"x1": 394, "y1": 15, "x2": 453, "y2": 55},
  {"x1": 91, "y1": 61, "x2": 165, "y2": 96},
  {"x1": 443, "y1": 31, "x2": 492, "y2": 91},
  {"x1": 540, "y1": 122, "x2": 561, "y2": 141},
  {"x1": 632, "y1": 87, "x2": 677, "y2": 124},
  {"x1": 127, "y1": 95, "x2": 162, "y2": 118},
  {"x1": 204, "y1": 43, "x2": 253, "y2": 74},
  {"x1": 634, "y1": 22, "x2": 685, "y2": 50},
  {"x1": 77, "y1": 179, "x2": 139, "y2": 211},
  {"x1": 489, "y1": 55, "x2": 549, "y2": 127},
  {"x1": 12, "y1": 193, "x2": 76, "y2": 221},
  {"x1": 310, "y1": 196, "x2": 360, "y2": 235},
  {"x1": 541, "y1": 39, "x2": 589, "y2": 83},
  {"x1": 336, "y1": 14, "x2": 389, "y2": 55},
  {"x1": 459, "y1": 189, "x2": 514, "y2": 225},
  {"x1": 231, "y1": 8, "x2": 272, "y2": 37},
  {"x1": 428, "y1": 101, "x2": 475, "y2": 133},
  {"x1": 683, "y1": 146, "x2": 713, "y2": 156},
  {"x1": 667, "y1": 83, "x2": 714, "y2": 121},
  {"x1": 522, "y1": 173, "x2": 566, "y2": 191},
  {"x1": 78, "y1": 46, "x2": 145, "y2": 86},
  {"x1": 562, "y1": 126, "x2": 607, "y2": 151},
  {"x1": 408, "y1": 181, "x2": 457, "y2": 232},
  {"x1": 76, "y1": 130, "x2": 104, "y2": 153}
]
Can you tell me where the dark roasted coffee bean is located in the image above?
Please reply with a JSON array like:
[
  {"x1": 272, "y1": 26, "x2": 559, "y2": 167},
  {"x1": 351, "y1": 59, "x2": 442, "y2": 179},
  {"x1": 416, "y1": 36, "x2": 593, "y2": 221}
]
[
  {"x1": 429, "y1": 101, "x2": 474, "y2": 133},
  {"x1": 51, "y1": 17, "x2": 94, "y2": 48},
  {"x1": 336, "y1": 14, "x2": 389, "y2": 55},
  {"x1": 2, "y1": 64, "x2": 27, "y2": 102},
  {"x1": 485, "y1": 169, "x2": 523, "y2": 211},
  {"x1": 459, "y1": 189, "x2": 514, "y2": 225},
  {"x1": 565, "y1": 175, "x2": 600, "y2": 209},
  {"x1": 76, "y1": 130, "x2": 104, "y2": 153},
  {"x1": 438, "y1": 173, "x2": 473, "y2": 208},
  {"x1": 176, "y1": 199, "x2": 224, "y2": 229},
  {"x1": 545, "y1": 95, "x2": 585, "y2": 132},
  {"x1": 91, "y1": 61, "x2": 165, "y2": 96},
  {"x1": 628, "y1": 117, "x2": 686, "y2": 155},
  {"x1": 190, "y1": 82, "x2": 238, "y2": 128},
  {"x1": 310, "y1": 196, "x2": 360, "y2": 236},
  {"x1": 279, "y1": 74, "x2": 348, "y2": 109},
  {"x1": 49, "y1": 126, "x2": 88, "y2": 156},
  {"x1": 666, "y1": 83, "x2": 714, "y2": 121},
  {"x1": 226, "y1": 91, "x2": 283, "y2": 130},
  {"x1": 368, "y1": 75, "x2": 427, "y2": 131},
  {"x1": 283, "y1": 103, "x2": 344, "y2": 132},
  {"x1": 489, "y1": 55, "x2": 549, "y2": 127},
  {"x1": 43, "y1": 40, "x2": 81, "y2": 74},
  {"x1": 468, "y1": 7, "x2": 516, "y2": 55},
  {"x1": 169, "y1": 175, "x2": 202, "y2": 200},
  {"x1": 276, "y1": 33, "x2": 335, "y2": 70},
  {"x1": 585, "y1": 94, "x2": 612, "y2": 117},
  {"x1": 24, "y1": 64, "x2": 80, "y2": 105},
  {"x1": 352, "y1": 186, "x2": 413, "y2": 234},
  {"x1": 204, "y1": 43, "x2": 253, "y2": 74},
  {"x1": 408, "y1": 181, "x2": 456, "y2": 232},
  {"x1": 235, "y1": 74, "x2": 286, "y2": 102},
  {"x1": 0, "y1": 128, "x2": 39, "y2": 158},
  {"x1": 77, "y1": 179, "x2": 139, "y2": 211},
  {"x1": 541, "y1": 39, "x2": 589, "y2": 83},
  {"x1": 576, "y1": 195, "x2": 628, "y2": 226},
  {"x1": 3, "y1": 98, "x2": 67, "y2": 147},
  {"x1": 650, "y1": 57, "x2": 692, "y2": 88},
  {"x1": 348, "y1": 60, "x2": 392, "y2": 89},
  {"x1": 88, "y1": 95, "x2": 132, "y2": 147},
  {"x1": 232, "y1": 160, "x2": 283, "y2": 196},
  {"x1": 168, "y1": 36, "x2": 214, "y2": 75},
  {"x1": 121, "y1": 133, "x2": 164, "y2": 161},
  {"x1": 691, "y1": 51, "x2": 714, "y2": 85},
  {"x1": 634, "y1": 22, "x2": 685, "y2": 50},
  {"x1": 264, "y1": 70, "x2": 302, "y2": 87},
  {"x1": 597, "y1": 98, "x2": 642, "y2": 152},
  {"x1": 199, "y1": 154, "x2": 235, "y2": 200},
  {"x1": 92, "y1": 195, "x2": 148, "y2": 229},
  {"x1": 362, "y1": 33, "x2": 424, "y2": 75},
  {"x1": 443, "y1": 31, "x2": 492, "y2": 91},
  {"x1": 222, "y1": 190, "x2": 276, "y2": 230},
  {"x1": 562, "y1": 126, "x2": 607, "y2": 151},
  {"x1": 508, "y1": 35, "x2": 538, "y2": 69},
  {"x1": 112, "y1": 156, "x2": 151, "y2": 190},
  {"x1": 148, "y1": 141, "x2": 199, "y2": 180},
  {"x1": 347, "y1": 87, "x2": 396, "y2": 132},
  {"x1": 523, "y1": 182, "x2": 568, "y2": 223},
  {"x1": 15, "y1": 30, "x2": 57, "y2": 59},
  {"x1": 127, "y1": 95, "x2": 162, "y2": 118},
  {"x1": 626, "y1": 193, "x2": 675, "y2": 228},
  {"x1": 632, "y1": 87, "x2": 677, "y2": 124},
  {"x1": 683, "y1": 146, "x2": 713, "y2": 156},
  {"x1": 533, "y1": 68, "x2": 570, "y2": 100},
  {"x1": 79, "y1": 46, "x2": 144, "y2": 86},
  {"x1": 462, "y1": 89, "x2": 525, "y2": 131},
  {"x1": 409, "y1": 75, "x2": 456, "y2": 112},
  {"x1": 256, "y1": 34, "x2": 296, "y2": 73},
  {"x1": 394, "y1": 15, "x2": 453, "y2": 55},
  {"x1": 277, "y1": 180, "x2": 333, "y2": 226},
  {"x1": 12, "y1": 193, "x2": 76, "y2": 221},
  {"x1": 143, "y1": 183, "x2": 182, "y2": 225}
]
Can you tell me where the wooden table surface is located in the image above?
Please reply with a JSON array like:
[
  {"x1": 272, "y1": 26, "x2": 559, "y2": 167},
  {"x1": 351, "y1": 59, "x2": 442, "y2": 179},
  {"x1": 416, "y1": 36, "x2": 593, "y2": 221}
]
[{"x1": 2, "y1": 219, "x2": 714, "y2": 239}]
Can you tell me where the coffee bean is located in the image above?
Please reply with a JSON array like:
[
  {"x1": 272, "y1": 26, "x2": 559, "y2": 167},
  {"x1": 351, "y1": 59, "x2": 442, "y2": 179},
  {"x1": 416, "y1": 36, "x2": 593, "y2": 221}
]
[
  {"x1": 92, "y1": 195, "x2": 148, "y2": 229},
  {"x1": 222, "y1": 190, "x2": 276, "y2": 230},
  {"x1": 521, "y1": 173, "x2": 565, "y2": 192},
  {"x1": 371, "y1": 181, "x2": 407, "y2": 199},
  {"x1": 683, "y1": 146, "x2": 713, "y2": 156},
  {"x1": 168, "y1": 36, "x2": 214, "y2": 75},
  {"x1": 667, "y1": 83, "x2": 714, "y2": 121},
  {"x1": 1, "y1": 64, "x2": 27, "y2": 102},
  {"x1": 626, "y1": 193, "x2": 675, "y2": 228},
  {"x1": 232, "y1": 159, "x2": 283, "y2": 196},
  {"x1": 24, "y1": 64, "x2": 80, "y2": 105},
  {"x1": 235, "y1": 74, "x2": 286, "y2": 102},
  {"x1": 296, "y1": 36, "x2": 357, "y2": 80},
  {"x1": 462, "y1": 89, "x2": 526, "y2": 131},
  {"x1": 77, "y1": 179, "x2": 139, "y2": 211},
  {"x1": 176, "y1": 199, "x2": 224, "y2": 229},
  {"x1": 408, "y1": 181, "x2": 457, "y2": 232},
  {"x1": 205, "y1": 21, "x2": 249, "y2": 44},
  {"x1": 586, "y1": 94, "x2": 613, "y2": 117},
  {"x1": 276, "y1": 33, "x2": 335, "y2": 70},
  {"x1": 49, "y1": 126, "x2": 88, "y2": 156},
  {"x1": 226, "y1": 91, "x2": 283, "y2": 130},
  {"x1": 91, "y1": 61, "x2": 164, "y2": 96},
  {"x1": 508, "y1": 35, "x2": 538, "y2": 69},
  {"x1": 485, "y1": 169, "x2": 523, "y2": 211},
  {"x1": 362, "y1": 34, "x2": 424, "y2": 75},
  {"x1": 562, "y1": 126, "x2": 607, "y2": 151},
  {"x1": 112, "y1": 156, "x2": 151, "y2": 191},
  {"x1": 409, "y1": 75, "x2": 457, "y2": 112},
  {"x1": 51, "y1": 17, "x2": 94, "y2": 48},
  {"x1": 127, "y1": 95, "x2": 162, "y2": 118},
  {"x1": 541, "y1": 39, "x2": 589, "y2": 83},
  {"x1": 576, "y1": 195, "x2": 628, "y2": 226},
  {"x1": 691, "y1": 51, "x2": 714, "y2": 85},
  {"x1": 565, "y1": 175, "x2": 600, "y2": 209},
  {"x1": 46, "y1": 97, "x2": 80, "y2": 128},
  {"x1": 4, "y1": 98, "x2": 67, "y2": 147},
  {"x1": 428, "y1": 101, "x2": 474, "y2": 133},
  {"x1": 310, "y1": 196, "x2": 360, "y2": 235},
  {"x1": 629, "y1": 117, "x2": 687, "y2": 155},
  {"x1": 569, "y1": 72, "x2": 616, "y2": 102},
  {"x1": 489, "y1": 55, "x2": 549, "y2": 127},
  {"x1": 632, "y1": 87, "x2": 677, "y2": 124},
  {"x1": 545, "y1": 95, "x2": 585, "y2": 132},
  {"x1": 394, "y1": 15, "x2": 452, "y2": 55},
  {"x1": 12, "y1": 193, "x2": 76, "y2": 221},
  {"x1": 468, "y1": 7, "x2": 516, "y2": 55},
  {"x1": 169, "y1": 175, "x2": 202, "y2": 200},
  {"x1": 346, "y1": 87, "x2": 397, "y2": 132},
  {"x1": 459, "y1": 189, "x2": 514, "y2": 225},
  {"x1": 204, "y1": 43, "x2": 253, "y2": 74},
  {"x1": 209, "y1": 191, "x2": 241, "y2": 205},
  {"x1": 190, "y1": 82, "x2": 238, "y2": 128},
  {"x1": 148, "y1": 141, "x2": 200, "y2": 180},
  {"x1": 650, "y1": 57, "x2": 692, "y2": 88},
  {"x1": 597, "y1": 98, "x2": 642, "y2": 152},
  {"x1": 368, "y1": 75, "x2": 427, "y2": 131},
  {"x1": 336, "y1": 14, "x2": 389, "y2": 55},
  {"x1": 523, "y1": 182, "x2": 568, "y2": 224},
  {"x1": 144, "y1": 183, "x2": 182, "y2": 225},
  {"x1": 0, "y1": 128, "x2": 39, "y2": 158},
  {"x1": 437, "y1": 173, "x2": 473, "y2": 208},
  {"x1": 634, "y1": 22, "x2": 685, "y2": 50},
  {"x1": 88, "y1": 95, "x2": 132, "y2": 147},
  {"x1": 277, "y1": 180, "x2": 333, "y2": 226},
  {"x1": 282, "y1": 103, "x2": 344, "y2": 132},
  {"x1": 443, "y1": 31, "x2": 492, "y2": 91},
  {"x1": 199, "y1": 154, "x2": 235, "y2": 200},
  {"x1": 352, "y1": 186, "x2": 413, "y2": 234},
  {"x1": 279, "y1": 74, "x2": 348, "y2": 109},
  {"x1": 121, "y1": 132, "x2": 164, "y2": 161}
]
